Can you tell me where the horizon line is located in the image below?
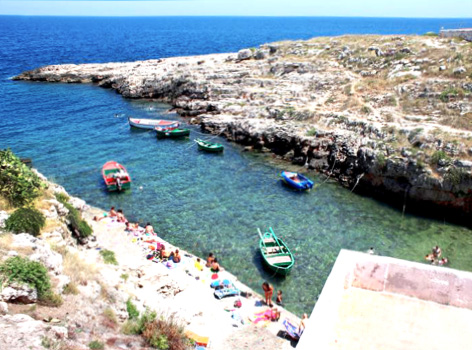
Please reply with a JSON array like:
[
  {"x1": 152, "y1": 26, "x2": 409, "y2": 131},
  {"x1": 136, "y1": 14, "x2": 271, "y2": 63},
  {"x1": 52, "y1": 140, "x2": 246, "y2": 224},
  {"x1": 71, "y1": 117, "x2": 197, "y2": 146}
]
[{"x1": 1, "y1": 14, "x2": 472, "y2": 19}]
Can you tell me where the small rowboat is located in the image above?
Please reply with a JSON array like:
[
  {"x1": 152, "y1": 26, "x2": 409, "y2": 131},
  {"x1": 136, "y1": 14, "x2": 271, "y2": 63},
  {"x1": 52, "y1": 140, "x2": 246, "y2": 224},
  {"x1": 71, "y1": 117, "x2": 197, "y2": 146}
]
[
  {"x1": 195, "y1": 138, "x2": 224, "y2": 152},
  {"x1": 156, "y1": 127, "x2": 190, "y2": 139},
  {"x1": 128, "y1": 117, "x2": 179, "y2": 130},
  {"x1": 258, "y1": 227, "x2": 294, "y2": 276},
  {"x1": 281, "y1": 171, "x2": 314, "y2": 191},
  {"x1": 101, "y1": 161, "x2": 131, "y2": 192}
]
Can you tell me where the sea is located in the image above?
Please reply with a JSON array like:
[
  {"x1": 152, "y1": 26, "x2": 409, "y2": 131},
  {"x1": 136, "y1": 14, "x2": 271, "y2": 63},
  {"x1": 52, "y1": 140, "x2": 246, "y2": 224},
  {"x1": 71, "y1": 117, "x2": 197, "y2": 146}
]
[{"x1": 1, "y1": 16, "x2": 472, "y2": 316}]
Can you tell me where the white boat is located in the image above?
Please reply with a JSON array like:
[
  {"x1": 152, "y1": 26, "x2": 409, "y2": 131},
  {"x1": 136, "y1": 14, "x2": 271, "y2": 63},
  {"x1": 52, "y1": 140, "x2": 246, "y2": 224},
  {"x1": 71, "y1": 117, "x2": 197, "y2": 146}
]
[{"x1": 128, "y1": 117, "x2": 180, "y2": 130}]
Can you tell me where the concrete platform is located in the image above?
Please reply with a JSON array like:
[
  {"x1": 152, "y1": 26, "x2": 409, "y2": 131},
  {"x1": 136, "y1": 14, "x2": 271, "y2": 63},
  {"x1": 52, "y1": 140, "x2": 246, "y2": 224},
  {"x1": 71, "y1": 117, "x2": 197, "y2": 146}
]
[{"x1": 297, "y1": 250, "x2": 472, "y2": 349}]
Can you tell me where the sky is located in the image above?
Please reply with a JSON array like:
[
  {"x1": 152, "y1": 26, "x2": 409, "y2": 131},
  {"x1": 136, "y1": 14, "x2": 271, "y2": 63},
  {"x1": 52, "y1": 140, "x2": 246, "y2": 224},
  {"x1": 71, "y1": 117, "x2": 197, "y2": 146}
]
[{"x1": 0, "y1": 0, "x2": 471, "y2": 18}]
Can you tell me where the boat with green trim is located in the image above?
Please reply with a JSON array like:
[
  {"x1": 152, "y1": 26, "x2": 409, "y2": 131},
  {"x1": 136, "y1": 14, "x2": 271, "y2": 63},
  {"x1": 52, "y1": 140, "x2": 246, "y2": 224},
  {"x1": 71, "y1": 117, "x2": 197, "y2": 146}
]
[
  {"x1": 101, "y1": 161, "x2": 131, "y2": 192},
  {"x1": 155, "y1": 126, "x2": 190, "y2": 139},
  {"x1": 195, "y1": 138, "x2": 224, "y2": 152},
  {"x1": 258, "y1": 227, "x2": 294, "y2": 276}
]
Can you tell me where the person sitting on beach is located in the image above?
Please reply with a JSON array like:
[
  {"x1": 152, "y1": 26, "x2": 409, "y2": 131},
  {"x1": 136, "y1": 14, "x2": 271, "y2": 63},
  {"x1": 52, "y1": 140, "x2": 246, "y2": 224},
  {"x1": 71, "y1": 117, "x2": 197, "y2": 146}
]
[
  {"x1": 145, "y1": 222, "x2": 155, "y2": 235},
  {"x1": 194, "y1": 258, "x2": 204, "y2": 271},
  {"x1": 425, "y1": 254, "x2": 435, "y2": 263},
  {"x1": 432, "y1": 245, "x2": 442, "y2": 258},
  {"x1": 116, "y1": 209, "x2": 127, "y2": 223},
  {"x1": 438, "y1": 257, "x2": 449, "y2": 266},
  {"x1": 299, "y1": 313, "x2": 308, "y2": 333},
  {"x1": 262, "y1": 281, "x2": 274, "y2": 307},
  {"x1": 210, "y1": 258, "x2": 221, "y2": 273},
  {"x1": 206, "y1": 253, "x2": 215, "y2": 267},
  {"x1": 171, "y1": 249, "x2": 181, "y2": 263},
  {"x1": 109, "y1": 207, "x2": 117, "y2": 218},
  {"x1": 159, "y1": 245, "x2": 170, "y2": 260},
  {"x1": 276, "y1": 290, "x2": 283, "y2": 306}
]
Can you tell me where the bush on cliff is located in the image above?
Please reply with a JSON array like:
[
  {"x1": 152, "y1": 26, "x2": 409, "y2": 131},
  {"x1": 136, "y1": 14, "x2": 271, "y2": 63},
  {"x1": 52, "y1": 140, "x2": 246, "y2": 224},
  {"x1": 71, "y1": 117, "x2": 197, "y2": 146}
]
[
  {"x1": 55, "y1": 193, "x2": 93, "y2": 240},
  {"x1": 99, "y1": 249, "x2": 118, "y2": 265},
  {"x1": 122, "y1": 310, "x2": 192, "y2": 350},
  {"x1": 0, "y1": 149, "x2": 44, "y2": 207},
  {"x1": 5, "y1": 207, "x2": 46, "y2": 236},
  {"x1": 0, "y1": 256, "x2": 50, "y2": 297}
]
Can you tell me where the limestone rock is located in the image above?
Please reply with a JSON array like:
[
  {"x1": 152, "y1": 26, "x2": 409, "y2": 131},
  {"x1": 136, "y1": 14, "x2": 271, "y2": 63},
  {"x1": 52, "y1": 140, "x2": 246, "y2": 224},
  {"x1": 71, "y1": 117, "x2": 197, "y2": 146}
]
[
  {"x1": 0, "y1": 314, "x2": 46, "y2": 350},
  {"x1": 0, "y1": 302, "x2": 7, "y2": 315},
  {"x1": 30, "y1": 245, "x2": 63, "y2": 275},
  {"x1": 454, "y1": 66, "x2": 466, "y2": 75},
  {"x1": 0, "y1": 211, "x2": 9, "y2": 229},
  {"x1": 0, "y1": 282, "x2": 38, "y2": 304},
  {"x1": 237, "y1": 49, "x2": 252, "y2": 61},
  {"x1": 69, "y1": 196, "x2": 87, "y2": 211}
]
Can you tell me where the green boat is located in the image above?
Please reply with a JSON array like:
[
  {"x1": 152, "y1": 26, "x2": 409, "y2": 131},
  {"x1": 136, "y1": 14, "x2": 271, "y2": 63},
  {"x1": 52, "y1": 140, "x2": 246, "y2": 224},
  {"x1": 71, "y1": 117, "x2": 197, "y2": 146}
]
[
  {"x1": 258, "y1": 227, "x2": 294, "y2": 276},
  {"x1": 155, "y1": 127, "x2": 190, "y2": 139},
  {"x1": 195, "y1": 138, "x2": 224, "y2": 152}
]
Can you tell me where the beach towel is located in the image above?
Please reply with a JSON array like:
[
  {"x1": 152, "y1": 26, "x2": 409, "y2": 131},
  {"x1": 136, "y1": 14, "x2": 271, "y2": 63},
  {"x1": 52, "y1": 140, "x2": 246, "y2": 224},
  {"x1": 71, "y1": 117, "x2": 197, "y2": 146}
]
[
  {"x1": 185, "y1": 330, "x2": 210, "y2": 347},
  {"x1": 282, "y1": 319, "x2": 302, "y2": 340},
  {"x1": 214, "y1": 286, "x2": 240, "y2": 300}
]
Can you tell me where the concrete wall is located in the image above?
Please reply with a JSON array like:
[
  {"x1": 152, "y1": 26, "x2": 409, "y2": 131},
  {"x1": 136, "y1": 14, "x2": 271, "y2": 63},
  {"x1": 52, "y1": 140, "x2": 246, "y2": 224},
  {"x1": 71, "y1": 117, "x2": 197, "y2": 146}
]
[{"x1": 440, "y1": 29, "x2": 472, "y2": 42}]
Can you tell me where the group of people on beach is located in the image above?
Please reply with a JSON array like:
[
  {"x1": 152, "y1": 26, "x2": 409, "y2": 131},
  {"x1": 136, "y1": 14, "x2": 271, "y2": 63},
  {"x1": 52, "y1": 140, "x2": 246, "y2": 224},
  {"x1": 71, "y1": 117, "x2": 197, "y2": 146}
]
[{"x1": 425, "y1": 245, "x2": 448, "y2": 266}]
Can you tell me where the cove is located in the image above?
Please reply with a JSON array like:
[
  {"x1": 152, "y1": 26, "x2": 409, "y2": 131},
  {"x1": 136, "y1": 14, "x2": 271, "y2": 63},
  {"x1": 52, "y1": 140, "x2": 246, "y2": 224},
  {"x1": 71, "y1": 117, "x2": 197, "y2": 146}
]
[{"x1": 3, "y1": 81, "x2": 472, "y2": 316}]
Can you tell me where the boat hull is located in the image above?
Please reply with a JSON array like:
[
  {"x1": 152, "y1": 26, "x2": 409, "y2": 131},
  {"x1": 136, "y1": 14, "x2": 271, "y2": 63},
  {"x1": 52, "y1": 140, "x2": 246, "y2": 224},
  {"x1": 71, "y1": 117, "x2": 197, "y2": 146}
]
[
  {"x1": 128, "y1": 117, "x2": 179, "y2": 130},
  {"x1": 281, "y1": 171, "x2": 314, "y2": 191},
  {"x1": 156, "y1": 128, "x2": 190, "y2": 138},
  {"x1": 102, "y1": 161, "x2": 132, "y2": 192},
  {"x1": 259, "y1": 227, "x2": 294, "y2": 276},
  {"x1": 195, "y1": 138, "x2": 224, "y2": 152}
]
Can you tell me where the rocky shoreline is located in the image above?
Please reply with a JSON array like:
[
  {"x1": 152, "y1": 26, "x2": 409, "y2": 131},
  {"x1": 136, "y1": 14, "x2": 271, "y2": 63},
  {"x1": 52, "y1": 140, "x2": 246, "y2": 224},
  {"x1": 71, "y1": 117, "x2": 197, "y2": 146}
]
[
  {"x1": 14, "y1": 34, "x2": 472, "y2": 219},
  {"x1": 0, "y1": 172, "x2": 299, "y2": 350}
]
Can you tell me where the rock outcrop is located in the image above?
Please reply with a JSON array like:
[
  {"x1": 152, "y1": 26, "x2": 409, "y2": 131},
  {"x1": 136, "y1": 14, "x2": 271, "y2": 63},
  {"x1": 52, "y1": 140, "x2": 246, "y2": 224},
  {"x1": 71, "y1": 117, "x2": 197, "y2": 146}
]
[{"x1": 14, "y1": 35, "x2": 472, "y2": 219}]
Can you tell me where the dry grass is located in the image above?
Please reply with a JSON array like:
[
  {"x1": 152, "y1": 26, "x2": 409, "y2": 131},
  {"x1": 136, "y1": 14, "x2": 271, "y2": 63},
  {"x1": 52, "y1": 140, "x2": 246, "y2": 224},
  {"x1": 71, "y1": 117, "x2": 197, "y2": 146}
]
[
  {"x1": 0, "y1": 197, "x2": 12, "y2": 212},
  {"x1": 60, "y1": 249, "x2": 97, "y2": 286}
]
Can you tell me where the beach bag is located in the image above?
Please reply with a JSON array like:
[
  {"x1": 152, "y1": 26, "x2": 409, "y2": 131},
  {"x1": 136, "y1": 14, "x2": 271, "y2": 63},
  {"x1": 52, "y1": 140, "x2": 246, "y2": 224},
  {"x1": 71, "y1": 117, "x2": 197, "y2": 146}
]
[{"x1": 234, "y1": 299, "x2": 242, "y2": 308}]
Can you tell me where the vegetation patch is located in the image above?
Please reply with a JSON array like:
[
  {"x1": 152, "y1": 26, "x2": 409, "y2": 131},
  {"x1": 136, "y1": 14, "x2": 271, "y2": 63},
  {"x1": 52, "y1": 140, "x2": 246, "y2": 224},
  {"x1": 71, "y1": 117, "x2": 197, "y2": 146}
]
[
  {"x1": 430, "y1": 150, "x2": 451, "y2": 166},
  {"x1": 439, "y1": 87, "x2": 464, "y2": 103},
  {"x1": 5, "y1": 207, "x2": 45, "y2": 236},
  {"x1": 99, "y1": 249, "x2": 118, "y2": 265},
  {"x1": 0, "y1": 149, "x2": 45, "y2": 207},
  {"x1": 306, "y1": 128, "x2": 317, "y2": 136},
  {"x1": 0, "y1": 256, "x2": 50, "y2": 297},
  {"x1": 88, "y1": 340, "x2": 105, "y2": 350},
  {"x1": 55, "y1": 193, "x2": 93, "y2": 240},
  {"x1": 446, "y1": 166, "x2": 468, "y2": 186},
  {"x1": 122, "y1": 310, "x2": 191, "y2": 350},
  {"x1": 126, "y1": 299, "x2": 140, "y2": 320},
  {"x1": 63, "y1": 282, "x2": 79, "y2": 295}
]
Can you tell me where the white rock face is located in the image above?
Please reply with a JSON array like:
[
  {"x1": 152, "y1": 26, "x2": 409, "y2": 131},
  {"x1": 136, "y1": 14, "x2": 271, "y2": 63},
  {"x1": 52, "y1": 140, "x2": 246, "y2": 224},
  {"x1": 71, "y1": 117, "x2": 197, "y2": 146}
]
[
  {"x1": 29, "y1": 245, "x2": 63, "y2": 275},
  {"x1": 12, "y1": 233, "x2": 38, "y2": 250},
  {"x1": 0, "y1": 302, "x2": 8, "y2": 315},
  {"x1": 0, "y1": 211, "x2": 9, "y2": 229},
  {"x1": 237, "y1": 49, "x2": 253, "y2": 60},
  {"x1": 0, "y1": 282, "x2": 38, "y2": 304},
  {"x1": 69, "y1": 196, "x2": 87, "y2": 211},
  {"x1": 0, "y1": 314, "x2": 51, "y2": 350}
]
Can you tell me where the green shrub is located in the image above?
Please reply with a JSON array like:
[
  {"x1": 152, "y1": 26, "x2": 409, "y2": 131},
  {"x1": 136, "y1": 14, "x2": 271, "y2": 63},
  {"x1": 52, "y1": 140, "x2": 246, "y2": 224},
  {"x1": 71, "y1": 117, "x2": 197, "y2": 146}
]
[
  {"x1": 361, "y1": 105, "x2": 372, "y2": 114},
  {"x1": 88, "y1": 340, "x2": 104, "y2": 350},
  {"x1": 142, "y1": 316, "x2": 191, "y2": 350},
  {"x1": 446, "y1": 166, "x2": 467, "y2": 185},
  {"x1": 423, "y1": 32, "x2": 438, "y2": 37},
  {"x1": 439, "y1": 87, "x2": 463, "y2": 103},
  {"x1": 120, "y1": 273, "x2": 129, "y2": 281},
  {"x1": 100, "y1": 249, "x2": 118, "y2": 265},
  {"x1": 0, "y1": 149, "x2": 44, "y2": 207},
  {"x1": 0, "y1": 256, "x2": 51, "y2": 297},
  {"x1": 122, "y1": 309, "x2": 157, "y2": 335},
  {"x1": 56, "y1": 194, "x2": 93, "y2": 240},
  {"x1": 306, "y1": 128, "x2": 317, "y2": 136},
  {"x1": 5, "y1": 207, "x2": 45, "y2": 236},
  {"x1": 127, "y1": 299, "x2": 140, "y2": 320},
  {"x1": 377, "y1": 152, "x2": 386, "y2": 168},
  {"x1": 430, "y1": 150, "x2": 451, "y2": 166}
]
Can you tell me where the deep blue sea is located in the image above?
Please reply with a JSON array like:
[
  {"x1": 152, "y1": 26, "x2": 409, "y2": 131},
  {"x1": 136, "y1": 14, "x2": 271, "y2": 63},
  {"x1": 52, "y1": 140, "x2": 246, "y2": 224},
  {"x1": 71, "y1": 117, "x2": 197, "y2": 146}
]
[{"x1": 2, "y1": 16, "x2": 472, "y2": 315}]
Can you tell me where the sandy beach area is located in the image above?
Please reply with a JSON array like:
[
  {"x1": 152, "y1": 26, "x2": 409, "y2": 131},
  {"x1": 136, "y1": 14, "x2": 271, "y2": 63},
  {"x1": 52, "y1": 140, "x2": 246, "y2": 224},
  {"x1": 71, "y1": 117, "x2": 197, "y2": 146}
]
[{"x1": 83, "y1": 206, "x2": 300, "y2": 350}]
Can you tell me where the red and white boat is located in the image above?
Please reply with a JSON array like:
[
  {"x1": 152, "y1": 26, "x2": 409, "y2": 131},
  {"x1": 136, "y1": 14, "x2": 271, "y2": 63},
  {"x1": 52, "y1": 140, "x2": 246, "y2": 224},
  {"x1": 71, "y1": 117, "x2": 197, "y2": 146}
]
[
  {"x1": 128, "y1": 117, "x2": 180, "y2": 130},
  {"x1": 101, "y1": 161, "x2": 131, "y2": 192}
]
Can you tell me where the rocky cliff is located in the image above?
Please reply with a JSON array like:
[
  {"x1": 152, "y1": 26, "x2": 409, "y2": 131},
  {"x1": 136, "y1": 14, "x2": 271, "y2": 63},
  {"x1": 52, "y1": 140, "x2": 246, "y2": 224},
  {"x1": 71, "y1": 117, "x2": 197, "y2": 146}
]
[{"x1": 14, "y1": 34, "x2": 472, "y2": 219}]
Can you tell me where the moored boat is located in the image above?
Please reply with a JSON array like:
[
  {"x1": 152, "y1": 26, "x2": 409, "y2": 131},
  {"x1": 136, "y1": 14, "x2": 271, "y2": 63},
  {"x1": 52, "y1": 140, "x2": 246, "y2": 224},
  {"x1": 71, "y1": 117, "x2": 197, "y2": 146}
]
[
  {"x1": 195, "y1": 138, "x2": 224, "y2": 152},
  {"x1": 281, "y1": 171, "x2": 314, "y2": 191},
  {"x1": 258, "y1": 227, "x2": 294, "y2": 276},
  {"x1": 155, "y1": 127, "x2": 190, "y2": 138},
  {"x1": 128, "y1": 117, "x2": 180, "y2": 130},
  {"x1": 101, "y1": 161, "x2": 131, "y2": 192}
]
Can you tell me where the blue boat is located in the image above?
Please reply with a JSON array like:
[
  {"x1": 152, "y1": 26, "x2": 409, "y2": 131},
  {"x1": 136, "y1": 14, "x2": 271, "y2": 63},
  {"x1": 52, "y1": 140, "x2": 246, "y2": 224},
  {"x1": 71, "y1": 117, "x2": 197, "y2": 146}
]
[{"x1": 281, "y1": 171, "x2": 314, "y2": 190}]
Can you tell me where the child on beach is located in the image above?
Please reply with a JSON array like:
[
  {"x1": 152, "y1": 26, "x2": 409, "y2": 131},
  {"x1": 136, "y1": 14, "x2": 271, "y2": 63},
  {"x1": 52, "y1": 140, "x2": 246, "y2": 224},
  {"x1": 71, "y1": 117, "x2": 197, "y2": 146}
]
[
  {"x1": 194, "y1": 258, "x2": 204, "y2": 271},
  {"x1": 206, "y1": 253, "x2": 215, "y2": 267},
  {"x1": 276, "y1": 290, "x2": 283, "y2": 306}
]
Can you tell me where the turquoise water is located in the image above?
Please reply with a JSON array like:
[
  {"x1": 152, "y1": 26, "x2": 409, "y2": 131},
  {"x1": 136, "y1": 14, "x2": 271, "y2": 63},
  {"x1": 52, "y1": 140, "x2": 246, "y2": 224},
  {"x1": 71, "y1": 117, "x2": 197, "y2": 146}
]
[
  {"x1": 2, "y1": 16, "x2": 472, "y2": 316},
  {"x1": 3, "y1": 82, "x2": 472, "y2": 315}
]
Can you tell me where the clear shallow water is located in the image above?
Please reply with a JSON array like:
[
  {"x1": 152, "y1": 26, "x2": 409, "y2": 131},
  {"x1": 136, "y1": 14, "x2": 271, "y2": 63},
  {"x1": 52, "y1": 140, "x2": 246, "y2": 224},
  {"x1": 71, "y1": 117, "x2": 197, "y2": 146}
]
[{"x1": 1, "y1": 16, "x2": 472, "y2": 315}]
